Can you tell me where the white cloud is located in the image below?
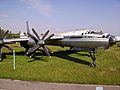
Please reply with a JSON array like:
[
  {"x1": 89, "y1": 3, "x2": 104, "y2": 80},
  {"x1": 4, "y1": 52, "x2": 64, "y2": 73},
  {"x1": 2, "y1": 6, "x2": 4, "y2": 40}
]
[{"x1": 20, "y1": 0, "x2": 52, "y2": 17}]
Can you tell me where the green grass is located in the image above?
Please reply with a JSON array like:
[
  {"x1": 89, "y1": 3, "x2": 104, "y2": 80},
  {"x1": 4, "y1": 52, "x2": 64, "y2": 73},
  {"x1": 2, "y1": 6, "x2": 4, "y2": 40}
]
[{"x1": 0, "y1": 43, "x2": 120, "y2": 85}]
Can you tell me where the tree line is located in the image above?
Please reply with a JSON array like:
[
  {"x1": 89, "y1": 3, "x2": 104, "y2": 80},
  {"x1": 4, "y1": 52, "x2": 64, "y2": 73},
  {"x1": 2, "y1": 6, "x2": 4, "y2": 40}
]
[{"x1": 0, "y1": 27, "x2": 20, "y2": 39}]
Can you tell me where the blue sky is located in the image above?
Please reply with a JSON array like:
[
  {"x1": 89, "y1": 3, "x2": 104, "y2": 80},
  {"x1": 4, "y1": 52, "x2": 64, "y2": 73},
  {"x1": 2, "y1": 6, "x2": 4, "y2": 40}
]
[{"x1": 0, "y1": 0, "x2": 120, "y2": 35}]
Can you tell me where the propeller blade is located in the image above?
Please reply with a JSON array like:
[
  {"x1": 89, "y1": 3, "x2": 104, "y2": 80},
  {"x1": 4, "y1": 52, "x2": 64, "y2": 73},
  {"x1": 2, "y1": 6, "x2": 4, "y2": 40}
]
[
  {"x1": 45, "y1": 34, "x2": 54, "y2": 41},
  {"x1": 1, "y1": 30, "x2": 9, "y2": 40},
  {"x1": 3, "y1": 44, "x2": 13, "y2": 51},
  {"x1": 46, "y1": 46, "x2": 53, "y2": 53},
  {"x1": 32, "y1": 28, "x2": 40, "y2": 40},
  {"x1": 27, "y1": 44, "x2": 40, "y2": 54},
  {"x1": 42, "y1": 30, "x2": 49, "y2": 40},
  {"x1": 42, "y1": 45, "x2": 50, "y2": 56},
  {"x1": 27, "y1": 32, "x2": 38, "y2": 42}
]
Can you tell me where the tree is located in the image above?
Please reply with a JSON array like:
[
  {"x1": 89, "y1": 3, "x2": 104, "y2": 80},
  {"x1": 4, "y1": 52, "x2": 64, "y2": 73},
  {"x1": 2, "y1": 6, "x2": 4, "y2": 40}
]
[{"x1": 0, "y1": 27, "x2": 20, "y2": 39}]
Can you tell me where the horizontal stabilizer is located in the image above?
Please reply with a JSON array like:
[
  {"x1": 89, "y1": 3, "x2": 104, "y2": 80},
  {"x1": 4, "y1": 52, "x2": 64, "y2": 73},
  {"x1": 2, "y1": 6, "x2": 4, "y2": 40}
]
[{"x1": 4, "y1": 38, "x2": 29, "y2": 44}]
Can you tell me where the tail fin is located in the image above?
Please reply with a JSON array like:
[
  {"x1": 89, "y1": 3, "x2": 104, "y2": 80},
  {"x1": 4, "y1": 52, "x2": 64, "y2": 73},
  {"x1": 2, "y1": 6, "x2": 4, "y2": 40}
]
[{"x1": 26, "y1": 21, "x2": 30, "y2": 34}]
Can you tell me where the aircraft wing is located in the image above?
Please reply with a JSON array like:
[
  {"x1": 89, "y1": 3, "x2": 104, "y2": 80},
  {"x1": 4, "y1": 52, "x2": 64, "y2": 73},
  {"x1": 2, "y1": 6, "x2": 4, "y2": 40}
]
[
  {"x1": 4, "y1": 38, "x2": 29, "y2": 44},
  {"x1": 50, "y1": 35, "x2": 63, "y2": 40}
]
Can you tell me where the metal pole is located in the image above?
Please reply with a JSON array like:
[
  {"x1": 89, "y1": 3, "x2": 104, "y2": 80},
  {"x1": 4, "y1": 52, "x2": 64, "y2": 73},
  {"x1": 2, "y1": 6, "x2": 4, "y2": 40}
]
[
  {"x1": 0, "y1": 48, "x2": 2, "y2": 61},
  {"x1": 13, "y1": 50, "x2": 16, "y2": 70}
]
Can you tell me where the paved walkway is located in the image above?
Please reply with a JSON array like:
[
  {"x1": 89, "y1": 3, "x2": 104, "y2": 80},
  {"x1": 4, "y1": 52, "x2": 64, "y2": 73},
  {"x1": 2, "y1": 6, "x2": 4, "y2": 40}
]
[{"x1": 0, "y1": 79, "x2": 120, "y2": 90}]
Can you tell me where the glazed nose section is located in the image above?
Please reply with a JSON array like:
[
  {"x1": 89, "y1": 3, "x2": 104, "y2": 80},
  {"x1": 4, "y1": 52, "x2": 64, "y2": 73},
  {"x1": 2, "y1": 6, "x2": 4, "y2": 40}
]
[{"x1": 109, "y1": 36, "x2": 116, "y2": 46}]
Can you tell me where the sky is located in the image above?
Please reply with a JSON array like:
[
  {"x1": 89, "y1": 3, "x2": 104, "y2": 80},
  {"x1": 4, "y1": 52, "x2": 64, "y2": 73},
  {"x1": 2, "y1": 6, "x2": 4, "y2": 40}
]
[{"x1": 0, "y1": 0, "x2": 120, "y2": 35}]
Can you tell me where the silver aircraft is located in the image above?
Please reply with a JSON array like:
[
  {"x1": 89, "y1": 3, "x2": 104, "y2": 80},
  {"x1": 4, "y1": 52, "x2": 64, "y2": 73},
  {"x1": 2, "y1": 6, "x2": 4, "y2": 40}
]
[
  {"x1": 0, "y1": 22, "x2": 120, "y2": 67},
  {"x1": 22, "y1": 22, "x2": 120, "y2": 67}
]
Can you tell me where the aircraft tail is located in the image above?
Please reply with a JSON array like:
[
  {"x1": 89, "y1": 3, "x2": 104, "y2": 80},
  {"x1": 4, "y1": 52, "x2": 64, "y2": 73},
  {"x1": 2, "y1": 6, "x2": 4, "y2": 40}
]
[
  {"x1": 20, "y1": 21, "x2": 30, "y2": 38},
  {"x1": 26, "y1": 21, "x2": 30, "y2": 34}
]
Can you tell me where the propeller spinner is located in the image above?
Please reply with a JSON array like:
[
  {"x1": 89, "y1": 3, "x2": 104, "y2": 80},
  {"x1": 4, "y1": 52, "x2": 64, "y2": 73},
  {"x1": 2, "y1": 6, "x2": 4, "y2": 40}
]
[{"x1": 26, "y1": 28, "x2": 54, "y2": 58}]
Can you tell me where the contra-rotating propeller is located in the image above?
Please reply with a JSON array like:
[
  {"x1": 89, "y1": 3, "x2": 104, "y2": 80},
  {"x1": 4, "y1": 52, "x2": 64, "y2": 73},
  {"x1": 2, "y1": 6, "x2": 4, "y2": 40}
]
[
  {"x1": 26, "y1": 28, "x2": 54, "y2": 58},
  {"x1": 0, "y1": 27, "x2": 13, "y2": 61}
]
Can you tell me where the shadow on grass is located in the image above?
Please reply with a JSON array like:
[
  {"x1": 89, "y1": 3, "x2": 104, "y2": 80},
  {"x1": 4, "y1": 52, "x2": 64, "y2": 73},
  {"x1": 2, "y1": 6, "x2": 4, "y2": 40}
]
[
  {"x1": 52, "y1": 50, "x2": 91, "y2": 66},
  {"x1": 27, "y1": 57, "x2": 43, "y2": 62},
  {"x1": 2, "y1": 50, "x2": 91, "y2": 66},
  {"x1": 4, "y1": 51, "x2": 25, "y2": 55},
  {"x1": 117, "y1": 45, "x2": 120, "y2": 47},
  {"x1": 27, "y1": 53, "x2": 49, "y2": 63},
  {"x1": 27, "y1": 49, "x2": 51, "y2": 62},
  {"x1": 0, "y1": 51, "x2": 26, "y2": 62},
  {"x1": 2, "y1": 51, "x2": 45, "y2": 62}
]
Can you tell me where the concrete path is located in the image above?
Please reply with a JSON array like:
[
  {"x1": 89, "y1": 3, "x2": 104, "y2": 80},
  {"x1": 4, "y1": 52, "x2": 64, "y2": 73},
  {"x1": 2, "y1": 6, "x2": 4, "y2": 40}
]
[{"x1": 0, "y1": 79, "x2": 120, "y2": 90}]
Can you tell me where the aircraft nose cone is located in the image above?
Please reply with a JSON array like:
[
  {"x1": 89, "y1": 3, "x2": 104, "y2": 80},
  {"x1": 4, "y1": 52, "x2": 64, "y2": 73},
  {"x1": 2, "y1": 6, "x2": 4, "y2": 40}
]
[
  {"x1": 38, "y1": 40, "x2": 45, "y2": 45},
  {"x1": 109, "y1": 36, "x2": 116, "y2": 46}
]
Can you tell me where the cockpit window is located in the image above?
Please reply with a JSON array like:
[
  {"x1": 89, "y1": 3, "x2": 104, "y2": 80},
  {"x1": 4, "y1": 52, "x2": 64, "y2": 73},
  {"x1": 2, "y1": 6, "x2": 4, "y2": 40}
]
[{"x1": 90, "y1": 31, "x2": 95, "y2": 34}]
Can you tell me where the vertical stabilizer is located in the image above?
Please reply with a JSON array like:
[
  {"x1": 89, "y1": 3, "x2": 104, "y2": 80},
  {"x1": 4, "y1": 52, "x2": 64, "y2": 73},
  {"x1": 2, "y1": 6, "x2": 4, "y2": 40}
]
[{"x1": 26, "y1": 21, "x2": 30, "y2": 34}]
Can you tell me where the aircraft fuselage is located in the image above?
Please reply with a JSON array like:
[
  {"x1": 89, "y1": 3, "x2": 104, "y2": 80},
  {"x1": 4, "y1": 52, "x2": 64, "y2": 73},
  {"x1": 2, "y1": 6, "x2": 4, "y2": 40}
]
[{"x1": 46, "y1": 37, "x2": 110, "y2": 49}]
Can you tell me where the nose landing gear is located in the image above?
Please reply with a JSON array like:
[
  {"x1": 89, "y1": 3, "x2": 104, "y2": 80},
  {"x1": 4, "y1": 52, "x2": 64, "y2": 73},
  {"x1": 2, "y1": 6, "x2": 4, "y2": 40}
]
[{"x1": 89, "y1": 48, "x2": 97, "y2": 67}]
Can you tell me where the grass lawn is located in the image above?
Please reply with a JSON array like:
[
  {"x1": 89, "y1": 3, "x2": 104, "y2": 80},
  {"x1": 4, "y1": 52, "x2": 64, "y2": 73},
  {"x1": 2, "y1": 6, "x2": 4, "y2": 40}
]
[{"x1": 0, "y1": 43, "x2": 120, "y2": 85}]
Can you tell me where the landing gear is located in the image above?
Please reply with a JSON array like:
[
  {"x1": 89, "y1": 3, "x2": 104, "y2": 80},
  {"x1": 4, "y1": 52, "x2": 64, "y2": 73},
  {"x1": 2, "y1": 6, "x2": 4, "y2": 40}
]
[
  {"x1": 69, "y1": 46, "x2": 73, "y2": 51},
  {"x1": 89, "y1": 48, "x2": 97, "y2": 67},
  {"x1": 25, "y1": 47, "x2": 29, "y2": 53}
]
